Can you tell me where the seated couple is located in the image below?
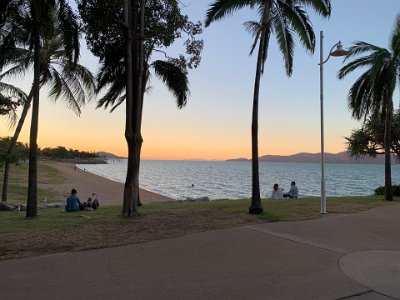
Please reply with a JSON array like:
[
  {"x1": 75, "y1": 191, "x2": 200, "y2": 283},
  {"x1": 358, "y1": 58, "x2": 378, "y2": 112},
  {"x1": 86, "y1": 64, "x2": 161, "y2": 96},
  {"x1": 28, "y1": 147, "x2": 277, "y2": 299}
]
[
  {"x1": 65, "y1": 189, "x2": 100, "y2": 212},
  {"x1": 271, "y1": 181, "x2": 298, "y2": 199}
]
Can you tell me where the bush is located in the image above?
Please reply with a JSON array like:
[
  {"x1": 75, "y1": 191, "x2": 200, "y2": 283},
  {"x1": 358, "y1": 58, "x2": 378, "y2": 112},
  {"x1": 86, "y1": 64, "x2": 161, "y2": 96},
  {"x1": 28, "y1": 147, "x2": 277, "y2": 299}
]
[{"x1": 374, "y1": 185, "x2": 400, "y2": 196}]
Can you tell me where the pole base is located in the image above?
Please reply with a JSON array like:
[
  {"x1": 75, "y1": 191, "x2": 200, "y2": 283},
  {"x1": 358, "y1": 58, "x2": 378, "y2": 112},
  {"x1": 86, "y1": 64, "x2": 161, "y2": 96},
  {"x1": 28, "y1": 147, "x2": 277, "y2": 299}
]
[{"x1": 249, "y1": 206, "x2": 263, "y2": 215}]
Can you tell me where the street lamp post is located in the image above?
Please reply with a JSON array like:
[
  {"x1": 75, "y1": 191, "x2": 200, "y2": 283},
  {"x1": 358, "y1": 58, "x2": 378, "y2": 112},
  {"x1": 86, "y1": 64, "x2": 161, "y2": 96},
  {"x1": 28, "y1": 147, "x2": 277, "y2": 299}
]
[{"x1": 319, "y1": 31, "x2": 348, "y2": 214}]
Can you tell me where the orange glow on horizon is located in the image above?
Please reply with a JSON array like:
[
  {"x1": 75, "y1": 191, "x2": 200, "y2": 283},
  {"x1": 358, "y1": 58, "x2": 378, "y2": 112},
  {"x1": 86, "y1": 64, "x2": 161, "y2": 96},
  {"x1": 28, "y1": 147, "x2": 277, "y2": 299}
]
[{"x1": 0, "y1": 121, "x2": 348, "y2": 160}]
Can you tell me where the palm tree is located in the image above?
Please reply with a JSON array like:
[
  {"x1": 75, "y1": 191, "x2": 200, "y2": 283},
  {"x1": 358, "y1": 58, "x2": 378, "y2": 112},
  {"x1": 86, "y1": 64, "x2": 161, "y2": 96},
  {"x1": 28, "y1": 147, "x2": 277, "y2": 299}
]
[
  {"x1": 0, "y1": 1, "x2": 92, "y2": 216},
  {"x1": 338, "y1": 16, "x2": 400, "y2": 201},
  {"x1": 0, "y1": 35, "x2": 95, "y2": 204},
  {"x1": 205, "y1": 0, "x2": 331, "y2": 214}
]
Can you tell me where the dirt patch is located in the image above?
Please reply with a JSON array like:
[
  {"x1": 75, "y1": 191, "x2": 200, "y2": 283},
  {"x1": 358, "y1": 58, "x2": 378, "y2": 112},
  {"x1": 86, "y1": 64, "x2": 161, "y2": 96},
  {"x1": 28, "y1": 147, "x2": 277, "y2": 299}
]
[{"x1": 0, "y1": 207, "x2": 264, "y2": 260}]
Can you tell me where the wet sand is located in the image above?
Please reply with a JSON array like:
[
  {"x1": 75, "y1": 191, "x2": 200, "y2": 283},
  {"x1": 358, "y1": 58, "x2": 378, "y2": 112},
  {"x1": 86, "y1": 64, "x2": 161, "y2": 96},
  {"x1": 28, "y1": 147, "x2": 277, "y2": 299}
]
[{"x1": 41, "y1": 161, "x2": 174, "y2": 205}]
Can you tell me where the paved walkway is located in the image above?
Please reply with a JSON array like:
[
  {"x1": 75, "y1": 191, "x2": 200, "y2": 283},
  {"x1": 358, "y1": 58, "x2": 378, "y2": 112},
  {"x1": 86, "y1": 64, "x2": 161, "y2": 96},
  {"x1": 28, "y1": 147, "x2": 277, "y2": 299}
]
[{"x1": 1, "y1": 204, "x2": 399, "y2": 299}]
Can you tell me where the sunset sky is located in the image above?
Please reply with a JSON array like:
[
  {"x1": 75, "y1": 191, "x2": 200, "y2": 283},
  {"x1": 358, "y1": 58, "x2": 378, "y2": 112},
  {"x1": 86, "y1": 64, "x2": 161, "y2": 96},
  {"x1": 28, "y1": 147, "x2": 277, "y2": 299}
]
[{"x1": 1, "y1": 0, "x2": 399, "y2": 160}]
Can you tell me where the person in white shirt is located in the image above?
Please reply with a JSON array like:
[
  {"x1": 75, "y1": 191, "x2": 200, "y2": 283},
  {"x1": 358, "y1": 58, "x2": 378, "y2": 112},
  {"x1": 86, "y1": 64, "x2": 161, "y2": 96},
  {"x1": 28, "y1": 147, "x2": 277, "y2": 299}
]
[
  {"x1": 271, "y1": 183, "x2": 284, "y2": 199},
  {"x1": 283, "y1": 181, "x2": 299, "y2": 199}
]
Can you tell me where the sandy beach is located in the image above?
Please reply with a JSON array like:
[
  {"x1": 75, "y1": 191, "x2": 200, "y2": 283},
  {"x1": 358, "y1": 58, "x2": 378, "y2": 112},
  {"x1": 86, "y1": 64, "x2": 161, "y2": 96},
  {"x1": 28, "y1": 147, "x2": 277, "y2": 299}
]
[{"x1": 41, "y1": 161, "x2": 174, "y2": 205}]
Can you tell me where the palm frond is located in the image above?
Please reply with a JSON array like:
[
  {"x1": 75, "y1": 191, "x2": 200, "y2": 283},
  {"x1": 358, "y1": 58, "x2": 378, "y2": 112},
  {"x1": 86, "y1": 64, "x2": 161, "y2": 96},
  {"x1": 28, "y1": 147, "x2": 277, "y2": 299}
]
[
  {"x1": 205, "y1": 0, "x2": 259, "y2": 27},
  {"x1": 152, "y1": 60, "x2": 190, "y2": 108},
  {"x1": 48, "y1": 66, "x2": 82, "y2": 116},
  {"x1": 260, "y1": 27, "x2": 271, "y2": 74},
  {"x1": 56, "y1": 0, "x2": 80, "y2": 64},
  {"x1": 96, "y1": 60, "x2": 125, "y2": 94},
  {"x1": 272, "y1": 8, "x2": 294, "y2": 76},
  {"x1": 0, "y1": 62, "x2": 29, "y2": 79},
  {"x1": 298, "y1": 0, "x2": 331, "y2": 17},
  {"x1": 343, "y1": 41, "x2": 388, "y2": 61},
  {"x1": 338, "y1": 54, "x2": 380, "y2": 79},
  {"x1": 279, "y1": 2, "x2": 315, "y2": 52},
  {"x1": 0, "y1": 93, "x2": 17, "y2": 125},
  {"x1": 0, "y1": 81, "x2": 27, "y2": 102},
  {"x1": 97, "y1": 81, "x2": 126, "y2": 110},
  {"x1": 389, "y1": 14, "x2": 400, "y2": 56},
  {"x1": 347, "y1": 70, "x2": 374, "y2": 120},
  {"x1": 244, "y1": 20, "x2": 262, "y2": 55}
]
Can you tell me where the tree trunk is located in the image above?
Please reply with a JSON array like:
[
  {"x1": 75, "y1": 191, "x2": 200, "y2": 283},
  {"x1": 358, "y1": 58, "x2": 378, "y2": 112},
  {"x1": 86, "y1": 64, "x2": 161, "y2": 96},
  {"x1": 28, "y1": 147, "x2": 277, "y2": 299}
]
[
  {"x1": 122, "y1": 0, "x2": 136, "y2": 216},
  {"x1": 249, "y1": 1, "x2": 270, "y2": 214},
  {"x1": 2, "y1": 90, "x2": 33, "y2": 202},
  {"x1": 122, "y1": 0, "x2": 144, "y2": 216},
  {"x1": 26, "y1": 1, "x2": 41, "y2": 218},
  {"x1": 384, "y1": 100, "x2": 393, "y2": 201}
]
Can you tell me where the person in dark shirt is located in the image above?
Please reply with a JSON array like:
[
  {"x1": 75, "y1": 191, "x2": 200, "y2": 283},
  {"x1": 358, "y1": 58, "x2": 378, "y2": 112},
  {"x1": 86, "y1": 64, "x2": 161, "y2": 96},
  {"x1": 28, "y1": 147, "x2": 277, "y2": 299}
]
[
  {"x1": 65, "y1": 188, "x2": 82, "y2": 212},
  {"x1": 283, "y1": 181, "x2": 299, "y2": 199}
]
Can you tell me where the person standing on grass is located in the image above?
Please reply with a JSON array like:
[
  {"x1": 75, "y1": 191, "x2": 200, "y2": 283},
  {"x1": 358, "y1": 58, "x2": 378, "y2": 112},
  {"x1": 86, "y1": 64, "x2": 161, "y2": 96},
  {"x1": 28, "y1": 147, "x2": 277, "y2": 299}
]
[
  {"x1": 65, "y1": 188, "x2": 82, "y2": 212},
  {"x1": 283, "y1": 181, "x2": 299, "y2": 199}
]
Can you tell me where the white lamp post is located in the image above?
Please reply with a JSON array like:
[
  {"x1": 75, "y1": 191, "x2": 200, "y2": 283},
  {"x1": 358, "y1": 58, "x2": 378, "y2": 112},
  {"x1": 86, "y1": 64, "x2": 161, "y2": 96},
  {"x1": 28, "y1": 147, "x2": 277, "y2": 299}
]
[{"x1": 319, "y1": 31, "x2": 349, "y2": 214}]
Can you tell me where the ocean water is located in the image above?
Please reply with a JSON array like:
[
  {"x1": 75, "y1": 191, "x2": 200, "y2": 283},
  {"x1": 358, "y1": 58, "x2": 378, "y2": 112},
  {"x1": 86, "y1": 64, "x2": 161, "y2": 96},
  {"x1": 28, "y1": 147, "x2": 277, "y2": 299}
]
[{"x1": 77, "y1": 160, "x2": 400, "y2": 200}]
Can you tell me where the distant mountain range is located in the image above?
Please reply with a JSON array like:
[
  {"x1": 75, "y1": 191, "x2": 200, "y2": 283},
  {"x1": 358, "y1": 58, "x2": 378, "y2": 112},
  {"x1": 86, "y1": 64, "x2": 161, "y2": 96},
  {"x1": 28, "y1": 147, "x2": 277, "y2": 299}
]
[{"x1": 227, "y1": 151, "x2": 398, "y2": 164}]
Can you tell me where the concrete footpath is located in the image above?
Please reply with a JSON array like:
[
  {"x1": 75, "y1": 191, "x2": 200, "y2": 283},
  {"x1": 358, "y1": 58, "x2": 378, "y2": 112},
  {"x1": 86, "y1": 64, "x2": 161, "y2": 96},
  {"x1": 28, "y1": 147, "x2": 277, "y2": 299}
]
[{"x1": 1, "y1": 204, "x2": 400, "y2": 300}]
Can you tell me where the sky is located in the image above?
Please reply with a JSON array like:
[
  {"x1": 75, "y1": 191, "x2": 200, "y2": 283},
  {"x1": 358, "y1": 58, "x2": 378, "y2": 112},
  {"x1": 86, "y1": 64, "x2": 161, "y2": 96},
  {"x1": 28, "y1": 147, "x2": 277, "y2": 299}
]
[{"x1": 1, "y1": 0, "x2": 400, "y2": 160}]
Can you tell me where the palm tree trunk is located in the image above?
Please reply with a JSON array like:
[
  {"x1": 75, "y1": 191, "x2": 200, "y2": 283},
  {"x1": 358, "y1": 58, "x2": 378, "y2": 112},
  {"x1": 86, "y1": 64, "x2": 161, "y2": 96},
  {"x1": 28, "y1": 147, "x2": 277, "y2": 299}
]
[
  {"x1": 384, "y1": 101, "x2": 393, "y2": 201},
  {"x1": 26, "y1": 1, "x2": 41, "y2": 218},
  {"x1": 249, "y1": 0, "x2": 270, "y2": 214},
  {"x1": 2, "y1": 90, "x2": 33, "y2": 202}
]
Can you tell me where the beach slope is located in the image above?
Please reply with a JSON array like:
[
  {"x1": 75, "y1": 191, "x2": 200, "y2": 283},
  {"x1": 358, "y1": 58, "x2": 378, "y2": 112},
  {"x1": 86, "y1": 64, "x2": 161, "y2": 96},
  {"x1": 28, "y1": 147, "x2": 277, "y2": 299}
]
[{"x1": 42, "y1": 161, "x2": 173, "y2": 205}]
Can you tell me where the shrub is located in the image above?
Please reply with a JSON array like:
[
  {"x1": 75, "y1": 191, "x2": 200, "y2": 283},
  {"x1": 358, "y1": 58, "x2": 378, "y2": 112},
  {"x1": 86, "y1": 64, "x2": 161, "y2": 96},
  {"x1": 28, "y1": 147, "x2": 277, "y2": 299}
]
[{"x1": 374, "y1": 185, "x2": 400, "y2": 196}]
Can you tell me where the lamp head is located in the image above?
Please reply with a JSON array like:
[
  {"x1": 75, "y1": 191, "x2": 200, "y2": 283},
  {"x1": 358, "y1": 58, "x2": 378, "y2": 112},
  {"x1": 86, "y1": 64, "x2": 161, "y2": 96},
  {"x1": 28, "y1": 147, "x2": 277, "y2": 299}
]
[{"x1": 330, "y1": 41, "x2": 349, "y2": 57}]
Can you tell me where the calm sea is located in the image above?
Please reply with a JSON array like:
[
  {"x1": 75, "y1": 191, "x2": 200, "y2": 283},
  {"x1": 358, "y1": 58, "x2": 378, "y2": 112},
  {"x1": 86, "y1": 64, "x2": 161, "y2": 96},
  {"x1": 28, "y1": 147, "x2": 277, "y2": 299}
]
[{"x1": 77, "y1": 160, "x2": 400, "y2": 200}]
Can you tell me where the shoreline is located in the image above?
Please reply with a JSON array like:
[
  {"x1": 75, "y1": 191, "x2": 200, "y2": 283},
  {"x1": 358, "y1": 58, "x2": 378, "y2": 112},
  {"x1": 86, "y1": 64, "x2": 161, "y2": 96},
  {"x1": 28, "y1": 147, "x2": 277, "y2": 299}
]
[{"x1": 42, "y1": 161, "x2": 174, "y2": 206}]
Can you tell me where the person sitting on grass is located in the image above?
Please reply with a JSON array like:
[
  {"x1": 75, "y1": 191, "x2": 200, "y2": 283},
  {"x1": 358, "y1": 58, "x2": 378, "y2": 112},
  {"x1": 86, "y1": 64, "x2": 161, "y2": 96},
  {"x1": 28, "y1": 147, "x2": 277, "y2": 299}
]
[
  {"x1": 271, "y1": 183, "x2": 283, "y2": 199},
  {"x1": 90, "y1": 192, "x2": 100, "y2": 210},
  {"x1": 65, "y1": 188, "x2": 82, "y2": 212},
  {"x1": 0, "y1": 202, "x2": 20, "y2": 211},
  {"x1": 85, "y1": 193, "x2": 100, "y2": 211},
  {"x1": 283, "y1": 181, "x2": 299, "y2": 199}
]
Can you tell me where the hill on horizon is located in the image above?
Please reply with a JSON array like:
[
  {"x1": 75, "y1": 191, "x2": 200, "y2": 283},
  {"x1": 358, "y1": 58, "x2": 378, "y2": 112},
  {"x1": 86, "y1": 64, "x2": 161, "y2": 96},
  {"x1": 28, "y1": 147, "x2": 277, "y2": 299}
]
[
  {"x1": 227, "y1": 151, "x2": 398, "y2": 164},
  {"x1": 97, "y1": 151, "x2": 124, "y2": 159}
]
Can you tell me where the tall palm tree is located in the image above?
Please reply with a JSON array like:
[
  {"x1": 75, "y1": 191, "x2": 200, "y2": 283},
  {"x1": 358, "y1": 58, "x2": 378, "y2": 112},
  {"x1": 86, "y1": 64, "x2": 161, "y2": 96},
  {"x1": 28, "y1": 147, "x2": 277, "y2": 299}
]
[
  {"x1": 338, "y1": 15, "x2": 400, "y2": 201},
  {"x1": 0, "y1": 30, "x2": 95, "y2": 204},
  {"x1": 0, "y1": 1, "x2": 89, "y2": 216},
  {"x1": 205, "y1": 0, "x2": 331, "y2": 214}
]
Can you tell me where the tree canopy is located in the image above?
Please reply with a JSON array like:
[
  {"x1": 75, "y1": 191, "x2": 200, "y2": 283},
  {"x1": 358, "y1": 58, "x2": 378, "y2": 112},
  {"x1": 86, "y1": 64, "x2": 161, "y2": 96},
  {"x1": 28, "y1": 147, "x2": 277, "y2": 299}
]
[
  {"x1": 346, "y1": 111, "x2": 400, "y2": 159},
  {"x1": 0, "y1": 136, "x2": 28, "y2": 167},
  {"x1": 40, "y1": 146, "x2": 98, "y2": 160},
  {"x1": 78, "y1": 0, "x2": 203, "y2": 110}
]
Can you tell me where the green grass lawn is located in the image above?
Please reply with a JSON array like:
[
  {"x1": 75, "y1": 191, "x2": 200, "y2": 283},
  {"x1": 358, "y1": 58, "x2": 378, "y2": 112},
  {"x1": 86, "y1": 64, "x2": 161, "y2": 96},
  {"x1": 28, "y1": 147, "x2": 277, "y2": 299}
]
[
  {"x1": 0, "y1": 160, "x2": 398, "y2": 260},
  {"x1": 0, "y1": 161, "x2": 65, "y2": 203},
  {"x1": 0, "y1": 196, "x2": 394, "y2": 235}
]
